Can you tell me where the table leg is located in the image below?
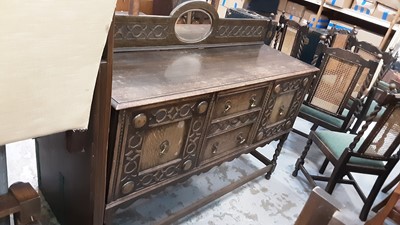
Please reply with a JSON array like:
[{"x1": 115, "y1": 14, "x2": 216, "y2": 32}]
[{"x1": 0, "y1": 145, "x2": 10, "y2": 225}]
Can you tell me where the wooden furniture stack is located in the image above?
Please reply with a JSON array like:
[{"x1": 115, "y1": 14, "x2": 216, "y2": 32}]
[{"x1": 35, "y1": 2, "x2": 318, "y2": 224}]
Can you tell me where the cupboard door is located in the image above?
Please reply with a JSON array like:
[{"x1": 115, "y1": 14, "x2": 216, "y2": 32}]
[
  {"x1": 109, "y1": 97, "x2": 210, "y2": 199},
  {"x1": 254, "y1": 75, "x2": 311, "y2": 143}
]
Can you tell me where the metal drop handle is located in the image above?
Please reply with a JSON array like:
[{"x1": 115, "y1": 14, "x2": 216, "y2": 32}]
[
  {"x1": 212, "y1": 142, "x2": 219, "y2": 154},
  {"x1": 249, "y1": 95, "x2": 257, "y2": 108},
  {"x1": 237, "y1": 133, "x2": 246, "y2": 145},
  {"x1": 159, "y1": 140, "x2": 169, "y2": 156},
  {"x1": 224, "y1": 100, "x2": 232, "y2": 114},
  {"x1": 279, "y1": 105, "x2": 285, "y2": 116}
]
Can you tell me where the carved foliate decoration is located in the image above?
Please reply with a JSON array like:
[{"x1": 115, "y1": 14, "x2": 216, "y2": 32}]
[
  {"x1": 215, "y1": 25, "x2": 265, "y2": 38},
  {"x1": 114, "y1": 100, "x2": 207, "y2": 198},
  {"x1": 149, "y1": 103, "x2": 195, "y2": 126},
  {"x1": 114, "y1": 23, "x2": 169, "y2": 41},
  {"x1": 208, "y1": 111, "x2": 259, "y2": 136},
  {"x1": 114, "y1": 1, "x2": 270, "y2": 48}
]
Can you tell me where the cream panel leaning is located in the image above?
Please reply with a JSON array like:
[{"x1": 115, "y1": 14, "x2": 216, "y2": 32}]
[{"x1": 0, "y1": 0, "x2": 117, "y2": 145}]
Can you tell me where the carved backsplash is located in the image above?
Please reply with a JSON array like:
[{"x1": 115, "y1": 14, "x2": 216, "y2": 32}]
[{"x1": 114, "y1": 1, "x2": 271, "y2": 50}]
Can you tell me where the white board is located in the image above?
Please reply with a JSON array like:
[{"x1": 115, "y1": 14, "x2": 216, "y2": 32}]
[{"x1": 0, "y1": 0, "x2": 116, "y2": 145}]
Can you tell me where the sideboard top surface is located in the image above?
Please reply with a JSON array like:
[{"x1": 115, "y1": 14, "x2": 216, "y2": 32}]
[{"x1": 112, "y1": 44, "x2": 318, "y2": 110}]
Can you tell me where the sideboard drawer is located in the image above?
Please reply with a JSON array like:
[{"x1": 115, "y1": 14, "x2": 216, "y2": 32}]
[
  {"x1": 212, "y1": 86, "x2": 265, "y2": 119},
  {"x1": 200, "y1": 124, "x2": 252, "y2": 165}
]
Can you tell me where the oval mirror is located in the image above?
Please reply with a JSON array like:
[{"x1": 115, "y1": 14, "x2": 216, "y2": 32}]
[{"x1": 174, "y1": 9, "x2": 212, "y2": 43}]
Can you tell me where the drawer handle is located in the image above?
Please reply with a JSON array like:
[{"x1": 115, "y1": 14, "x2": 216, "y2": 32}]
[
  {"x1": 223, "y1": 101, "x2": 232, "y2": 114},
  {"x1": 237, "y1": 133, "x2": 246, "y2": 145},
  {"x1": 279, "y1": 105, "x2": 286, "y2": 116},
  {"x1": 159, "y1": 140, "x2": 170, "y2": 156},
  {"x1": 212, "y1": 142, "x2": 219, "y2": 154},
  {"x1": 249, "y1": 95, "x2": 257, "y2": 108}
]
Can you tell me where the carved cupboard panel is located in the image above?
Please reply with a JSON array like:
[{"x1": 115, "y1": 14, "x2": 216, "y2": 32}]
[
  {"x1": 109, "y1": 96, "x2": 211, "y2": 200},
  {"x1": 254, "y1": 75, "x2": 311, "y2": 143}
]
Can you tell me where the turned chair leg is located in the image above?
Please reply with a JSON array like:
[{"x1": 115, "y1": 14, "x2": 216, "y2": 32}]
[{"x1": 293, "y1": 137, "x2": 313, "y2": 177}]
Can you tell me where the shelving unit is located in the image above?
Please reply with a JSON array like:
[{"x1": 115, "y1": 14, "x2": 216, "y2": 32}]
[{"x1": 291, "y1": 0, "x2": 400, "y2": 50}]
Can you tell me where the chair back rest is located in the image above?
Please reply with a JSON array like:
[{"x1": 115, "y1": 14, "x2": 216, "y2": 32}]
[
  {"x1": 326, "y1": 24, "x2": 357, "y2": 50},
  {"x1": 265, "y1": 20, "x2": 278, "y2": 46},
  {"x1": 273, "y1": 12, "x2": 309, "y2": 59},
  {"x1": 355, "y1": 91, "x2": 400, "y2": 158},
  {"x1": 349, "y1": 41, "x2": 398, "y2": 95},
  {"x1": 306, "y1": 45, "x2": 379, "y2": 116}
]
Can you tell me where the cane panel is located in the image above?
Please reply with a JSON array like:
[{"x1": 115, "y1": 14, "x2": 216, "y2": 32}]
[
  {"x1": 331, "y1": 33, "x2": 349, "y2": 49},
  {"x1": 365, "y1": 106, "x2": 400, "y2": 156},
  {"x1": 357, "y1": 49, "x2": 377, "y2": 61},
  {"x1": 310, "y1": 55, "x2": 360, "y2": 113},
  {"x1": 352, "y1": 67, "x2": 370, "y2": 98},
  {"x1": 281, "y1": 27, "x2": 297, "y2": 56}
]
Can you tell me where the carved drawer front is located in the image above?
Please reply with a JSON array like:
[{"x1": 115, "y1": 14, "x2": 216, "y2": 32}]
[
  {"x1": 200, "y1": 125, "x2": 252, "y2": 164},
  {"x1": 109, "y1": 97, "x2": 210, "y2": 200},
  {"x1": 212, "y1": 86, "x2": 266, "y2": 119},
  {"x1": 254, "y1": 75, "x2": 311, "y2": 143}
]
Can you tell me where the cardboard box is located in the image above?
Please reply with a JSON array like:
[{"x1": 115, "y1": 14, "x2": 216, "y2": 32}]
[
  {"x1": 377, "y1": 0, "x2": 399, "y2": 10},
  {"x1": 278, "y1": 0, "x2": 288, "y2": 11},
  {"x1": 276, "y1": 10, "x2": 301, "y2": 22},
  {"x1": 217, "y1": 5, "x2": 228, "y2": 18},
  {"x1": 326, "y1": 0, "x2": 353, "y2": 8},
  {"x1": 328, "y1": 20, "x2": 383, "y2": 46},
  {"x1": 140, "y1": 0, "x2": 153, "y2": 15},
  {"x1": 372, "y1": 3, "x2": 398, "y2": 22},
  {"x1": 116, "y1": 0, "x2": 130, "y2": 12},
  {"x1": 351, "y1": 0, "x2": 377, "y2": 15},
  {"x1": 287, "y1": 14, "x2": 302, "y2": 22},
  {"x1": 285, "y1": 1, "x2": 306, "y2": 18},
  {"x1": 302, "y1": 10, "x2": 330, "y2": 28},
  {"x1": 220, "y1": 0, "x2": 247, "y2": 9}
]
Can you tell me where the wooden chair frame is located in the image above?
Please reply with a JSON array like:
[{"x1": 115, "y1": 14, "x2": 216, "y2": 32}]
[
  {"x1": 293, "y1": 90, "x2": 400, "y2": 221},
  {"x1": 368, "y1": 182, "x2": 400, "y2": 224},
  {"x1": 295, "y1": 44, "x2": 379, "y2": 137},
  {"x1": 348, "y1": 41, "x2": 399, "y2": 134},
  {"x1": 273, "y1": 12, "x2": 309, "y2": 59},
  {"x1": 264, "y1": 20, "x2": 278, "y2": 46},
  {"x1": 326, "y1": 24, "x2": 357, "y2": 50}
]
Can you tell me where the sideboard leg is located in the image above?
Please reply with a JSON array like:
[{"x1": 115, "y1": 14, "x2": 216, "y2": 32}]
[
  {"x1": 0, "y1": 145, "x2": 10, "y2": 225},
  {"x1": 265, "y1": 133, "x2": 289, "y2": 180}
]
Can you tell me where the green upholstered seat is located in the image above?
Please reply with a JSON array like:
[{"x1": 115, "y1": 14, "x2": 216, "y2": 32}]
[
  {"x1": 378, "y1": 81, "x2": 389, "y2": 90},
  {"x1": 314, "y1": 130, "x2": 384, "y2": 168},
  {"x1": 300, "y1": 105, "x2": 344, "y2": 128},
  {"x1": 366, "y1": 100, "x2": 386, "y2": 120}
]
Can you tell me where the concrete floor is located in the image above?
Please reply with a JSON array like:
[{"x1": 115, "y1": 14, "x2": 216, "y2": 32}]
[{"x1": 4, "y1": 119, "x2": 399, "y2": 224}]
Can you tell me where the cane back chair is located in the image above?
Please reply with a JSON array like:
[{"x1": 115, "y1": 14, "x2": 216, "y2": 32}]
[
  {"x1": 348, "y1": 41, "x2": 399, "y2": 133},
  {"x1": 325, "y1": 24, "x2": 357, "y2": 50},
  {"x1": 293, "y1": 89, "x2": 400, "y2": 221},
  {"x1": 293, "y1": 43, "x2": 379, "y2": 138},
  {"x1": 273, "y1": 11, "x2": 309, "y2": 59}
]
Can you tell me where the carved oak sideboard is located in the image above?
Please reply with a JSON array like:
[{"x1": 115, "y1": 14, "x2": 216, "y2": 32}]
[{"x1": 36, "y1": 2, "x2": 318, "y2": 225}]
